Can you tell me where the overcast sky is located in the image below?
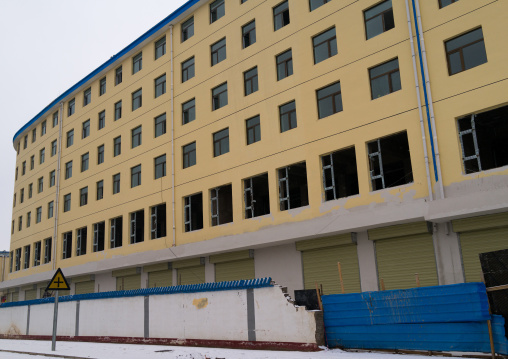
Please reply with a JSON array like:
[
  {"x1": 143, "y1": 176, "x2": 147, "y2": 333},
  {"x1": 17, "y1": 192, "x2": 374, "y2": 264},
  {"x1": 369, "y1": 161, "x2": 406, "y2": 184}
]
[{"x1": 0, "y1": 0, "x2": 188, "y2": 251}]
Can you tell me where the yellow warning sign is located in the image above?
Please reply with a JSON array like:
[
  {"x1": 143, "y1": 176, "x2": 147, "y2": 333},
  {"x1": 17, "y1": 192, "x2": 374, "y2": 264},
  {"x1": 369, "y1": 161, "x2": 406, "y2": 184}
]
[{"x1": 46, "y1": 268, "x2": 70, "y2": 291}]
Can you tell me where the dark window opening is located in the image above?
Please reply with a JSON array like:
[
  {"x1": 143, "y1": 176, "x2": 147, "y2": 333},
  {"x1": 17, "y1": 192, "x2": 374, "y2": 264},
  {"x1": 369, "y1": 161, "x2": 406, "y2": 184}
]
[
  {"x1": 151, "y1": 204, "x2": 167, "y2": 240},
  {"x1": 246, "y1": 115, "x2": 261, "y2": 145},
  {"x1": 274, "y1": 1, "x2": 290, "y2": 31},
  {"x1": 44, "y1": 238, "x2": 52, "y2": 264},
  {"x1": 322, "y1": 147, "x2": 360, "y2": 201},
  {"x1": 279, "y1": 101, "x2": 297, "y2": 132},
  {"x1": 34, "y1": 241, "x2": 41, "y2": 267},
  {"x1": 446, "y1": 28, "x2": 487, "y2": 76},
  {"x1": 276, "y1": 49, "x2": 293, "y2": 81},
  {"x1": 244, "y1": 173, "x2": 270, "y2": 219},
  {"x1": 63, "y1": 231, "x2": 72, "y2": 259},
  {"x1": 182, "y1": 99, "x2": 196, "y2": 124},
  {"x1": 439, "y1": 0, "x2": 459, "y2": 9},
  {"x1": 364, "y1": 0, "x2": 394, "y2": 40},
  {"x1": 110, "y1": 216, "x2": 123, "y2": 248},
  {"x1": 242, "y1": 20, "x2": 256, "y2": 48},
  {"x1": 210, "y1": 0, "x2": 225, "y2": 23},
  {"x1": 184, "y1": 193, "x2": 203, "y2": 232},
  {"x1": 278, "y1": 162, "x2": 309, "y2": 211},
  {"x1": 310, "y1": 0, "x2": 330, "y2": 11},
  {"x1": 130, "y1": 210, "x2": 145, "y2": 244},
  {"x1": 181, "y1": 17, "x2": 194, "y2": 42},
  {"x1": 76, "y1": 227, "x2": 87, "y2": 256},
  {"x1": 182, "y1": 57, "x2": 195, "y2": 82},
  {"x1": 24, "y1": 245, "x2": 30, "y2": 269},
  {"x1": 370, "y1": 58, "x2": 401, "y2": 99},
  {"x1": 210, "y1": 184, "x2": 233, "y2": 226},
  {"x1": 244, "y1": 67, "x2": 258, "y2": 96},
  {"x1": 211, "y1": 38, "x2": 227, "y2": 66},
  {"x1": 212, "y1": 83, "x2": 228, "y2": 110},
  {"x1": 313, "y1": 27, "x2": 337, "y2": 64},
  {"x1": 93, "y1": 222, "x2": 105, "y2": 252}
]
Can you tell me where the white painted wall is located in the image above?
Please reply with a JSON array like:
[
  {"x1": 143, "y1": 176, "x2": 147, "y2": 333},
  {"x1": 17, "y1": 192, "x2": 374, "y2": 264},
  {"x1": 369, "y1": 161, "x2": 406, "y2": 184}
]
[
  {"x1": 0, "y1": 305, "x2": 27, "y2": 335},
  {"x1": 204, "y1": 257, "x2": 214, "y2": 283},
  {"x1": 29, "y1": 302, "x2": 76, "y2": 336},
  {"x1": 356, "y1": 231, "x2": 379, "y2": 292}
]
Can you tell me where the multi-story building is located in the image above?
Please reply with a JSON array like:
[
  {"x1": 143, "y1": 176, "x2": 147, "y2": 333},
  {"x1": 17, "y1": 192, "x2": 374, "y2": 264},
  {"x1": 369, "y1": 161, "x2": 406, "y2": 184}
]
[{"x1": 2, "y1": 0, "x2": 508, "y2": 302}]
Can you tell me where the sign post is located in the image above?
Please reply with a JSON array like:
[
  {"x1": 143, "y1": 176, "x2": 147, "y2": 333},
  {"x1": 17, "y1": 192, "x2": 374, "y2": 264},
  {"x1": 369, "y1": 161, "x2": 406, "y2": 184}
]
[{"x1": 46, "y1": 268, "x2": 70, "y2": 351}]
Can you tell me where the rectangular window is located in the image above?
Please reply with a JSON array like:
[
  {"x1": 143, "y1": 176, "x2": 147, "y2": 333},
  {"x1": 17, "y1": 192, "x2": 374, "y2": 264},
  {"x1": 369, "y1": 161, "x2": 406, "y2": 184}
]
[
  {"x1": 278, "y1": 162, "x2": 309, "y2": 211},
  {"x1": 364, "y1": 0, "x2": 395, "y2": 40},
  {"x1": 370, "y1": 58, "x2": 401, "y2": 99},
  {"x1": 183, "y1": 142, "x2": 196, "y2": 169},
  {"x1": 68, "y1": 98, "x2": 75, "y2": 117},
  {"x1": 24, "y1": 135, "x2": 27, "y2": 149},
  {"x1": 155, "y1": 113, "x2": 167, "y2": 137},
  {"x1": 44, "y1": 238, "x2": 52, "y2": 264},
  {"x1": 210, "y1": 184, "x2": 233, "y2": 226},
  {"x1": 22, "y1": 161, "x2": 26, "y2": 175},
  {"x1": 20, "y1": 188, "x2": 24, "y2": 203},
  {"x1": 32, "y1": 129, "x2": 36, "y2": 143},
  {"x1": 368, "y1": 131, "x2": 413, "y2": 190},
  {"x1": 80, "y1": 187, "x2": 88, "y2": 206},
  {"x1": 279, "y1": 101, "x2": 297, "y2": 132},
  {"x1": 27, "y1": 212, "x2": 31, "y2": 228},
  {"x1": 41, "y1": 120, "x2": 47, "y2": 136},
  {"x1": 76, "y1": 227, "x2": 87, "y2": 256},
  {"x1": 15, "y1": 248, "x2": 21, "y2": 271},
  {"x1": 244, "y1": 173, "x2": 270, "y2": 219},
  {"x1": 322, "y1": 147, "x2": 360, "y2": 201},
  {"x1": 9, "y1": 251, "x2": 13, "y2": 271},
  {"x1": 93, "y1": 221, "x2": 105, "y2": 252},
  {"x1": 155, "y1": 155, "x2": 167, "y2": 179},
  {"x1": 81, "y1": 152, "x2": 89, "y2": 172},
  {"x1": 182, "y1": 57, "x2": 195, "y2": 82},
  {"x1": 184, "y1": 193, "x2": 203, "y2": 232},
  {"x1": 242, "y1": 20, "x2": 256, "y2": 48},
  {"x1": 182, "y1": 99, "x2": 196, "y2": 124},
  {"x1": 36, "y1": 207, "x2": 42, "y2": 223},
  {"x1": 273, "y1": 1, "x2": 290, "y2": 31},
  {"x1": 155, "y1": 74, "x2": 166, "y2": 97},
  {"x1": 114, "y1": 136, "x2": 121, "y2": 156},
  {"x1": 313, "y1": 27, "x2": 338, "y2": 64},
  {"x1": 53, "y1": 112, "x2": 59, "y2": 127},
  {"x1": 150, "y1": 204, "x2": 167, "y2": 239},
  {"x1": 210, "y1": 0, "x2": 225, "y2": 23},
  {"x1": 63, "y1": 193, "x2": 71, "y2": 212},
  {"x1": 28, "y1": 183, "x2": 33, "y2": 198},
  {"x1": 246, "y1": 115, "x2": 261, "y2": 145},
  {"x1": 133, "y1": 52, "x2": 142, "y2": 74},
  {"x1": 50, "y1": 170, "x2": 56, "y2": 187},
  {"x1": 98, "y1": 145, "x2": 104, "y2": 164},
  {"x1": 130, "y1": 209, "x2": 145, "y2": 244},
  {"x1": 276, "y1": 49, "x2": 293, "y2": 80},
  {"x1": 62, "y1": 231, "x2": 72, "y2": 259},
  {"x1": 310, "y1": 0, "x2": 330, "y2": 11},
  {"x1": 34, "y1": 241, "x2": 41, "y2": 267},
  {"x1": 30, "y1": 155, "x2": 35, "y2": 170},
  {"x1": 155, "y1": 36, "x2": 166, "y2": 59},
  {"x1": 132, "y1": 89, "x2": 142, "y2": 111},
  {"x1": 244, "y1": 67, "x2": 258, "y2": 96},
  {"x1": 98, "y1": 110, "x2": 105, "y2": 130},
  {"x1": 439, "y1": 0, "x2": 459, "y2": 8},
  {"x1": 48, "y1": 201, "x2": 54, "y2": 219},
  {"x1": 24, "y1": 245, "x2": 30, "y2": 269},
  {"x1": 213, "y1": 128, "x2": 229, "y2": 157},
  {"x1": 99, "y1": 77, "x2": 106, "y2": 96},
  {"x1": 317, "y1": 81, "x2": 343, "y2": 119},
  {"x1": 51, "y1": 140, "x2": 57, "y2": 156},
  {"x1": 115, "y1": 101, "x2": 122, "y2": 120},
  {"x1": 446, "y1": 28, "x2": 487, "y2": 76},
  {"x1": 211, "y1": 38, "x2": 227, "y2": 66},
  {"x1": 38, "y1": 177, "x2": 44, "y2": 193},
  {"x1": 40, "y1": 148, "x2": 45, "y2": 164},
  {"x1": 110, "y1": 216, "x2": 123, "y2": 248},
  {"x1": 113, "y1": 173, "x2": 121, "y2": 194},
  {"x1": 18, "y1": 216, "x2": 22, "y2": 231},
  {"x1": 115, "y1": 66, "x2": 122, "y2": 85},
  {"x1": 458, "y1": 105, "x2": 508, "y2": 174},
  {"x1": 82, "y1": 120, "x2": 90, "y2": 139},
  {"x1": 212, "y1": 83, "x2": 228, "y2": 110},
  {"x1": 96, "y1": 180, "x2": 104, "y2": 200},
  {"x1": 131, "y1": 165, "x2": 141, "y2": 188},
  {"x1": 65, "y1": 161, "x2": 72, "y2": 179},
  {"x1": 83, "y1": 87, "x2": 91, "y2": 106},
  {"x1": 66, "y1": 129, "x2": 74, "y2": 147},
  {"x1": 131, "y1": 126, "x2": 142, "y2": 148},
  {"x1": 181, "y1": 17, "x2": 194, "y2": 42}
]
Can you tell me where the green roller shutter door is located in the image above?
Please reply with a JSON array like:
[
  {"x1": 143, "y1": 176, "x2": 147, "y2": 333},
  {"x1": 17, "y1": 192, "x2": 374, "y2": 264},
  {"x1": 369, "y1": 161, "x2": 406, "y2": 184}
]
[
  {"x1": 302, "y1": 244, "x2": 361, "y2": 295},
  {"x1": 25, "y1": 289, "x2": 37, "y2": 301},
  {"x1": 148, "y1": 269, "x2": 172, "y2": 288},
  {"x1": 215, "y1": 259, "x2": 255, "y2": 283},
  {"x1": 116, "y1": 274, "x2": 141, "y2": 291},
  {"x1": 75, "y1": 281, "x2": 95, "y2": 295},
  {"x1": 177, "y1": 266, "x2": 205, "y2": 285},
  {"x1": 460, "y1": 227, "x2": 508, "y2": 283},
  {"x1": 375, "y1": 233, "x2": 438, "y2": 290}
]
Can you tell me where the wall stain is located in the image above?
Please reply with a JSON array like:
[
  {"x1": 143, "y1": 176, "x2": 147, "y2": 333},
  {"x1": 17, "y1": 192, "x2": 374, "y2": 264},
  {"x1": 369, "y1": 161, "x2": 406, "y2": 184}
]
[{"x1": 192, "y1": 298, "x2": 208, "y2": 309}]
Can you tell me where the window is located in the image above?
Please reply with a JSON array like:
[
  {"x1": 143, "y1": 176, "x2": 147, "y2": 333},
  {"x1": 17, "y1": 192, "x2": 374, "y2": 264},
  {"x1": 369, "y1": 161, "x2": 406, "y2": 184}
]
[
  {"x1": 51, "y1": 140, "x2": 57, "y2": 156},
  {"x1": 132, "y1": 89, "x2": 142, "y2": 111},
  {"x1": 98, "y1": 110, "x2": 105, "y2": 130},
  {"x1": 368, "y1": 131, "x2": 413, "y2": 190},
  {"x1": 13, "y1": 193, "x2": 16, "y2": 207},
  {"x1": 150, "y1": 204, "x2": 167, "y2": 239},
  {"x1": 32, "y1": 128, "x2": 36, "y2": 143},
  {"x1": 313, "y1": 27, "x2": 337, "y2": 64},
  {"x1": 115, "y1": 101, "x2": 122, "y2": 120},
  {"x1": 181, "y1": 17, "x2": 194, "y2": 42},
  {"x1": 40, "y1": 148, "x2": 45, "y2": 164},
  {"x1": 458, "y1": 105, "x2": 508, "y2": 174},
  {"x1": 439, "y1": 0, "x2": 459, "y2": 8},
  {"x1": 67, "y1": 129, "x2": 74, "y2": 147},
  {"x1": 63, "y1": 193, "x2": 71, "y2": 212},
  {"x1": 48, "y1": 201, "x2": 54, "y2": 219},
  {"x1": 28, "y1": 183, "x2": 33, "y2": 198},
  {"x1": 212, "y1": 83, "x2": 228, "y2": 110},
  {"x1": 34, "y1": 241, "x2": 41, "y2": 267},
  {"x1": 53, "y1": 112, "x2": 59, "y2": 127},
  {"x1": 155, "y1": 113, "x2": 166, "y2": 137},
  {"x1": 133, "y1": 52, "x2": 142, "y2": 74},
  {"x1": 182, "y1": 99, "x2": 196, "y2": 124},
  {"x1": 27, "y1": 212, "x2": 31, "y2": 228},
  {"x1": 20, "y1": 188, "x2": 24, "y2": 203},
  {"x1": 24, "y1": 245, "x2": 30, "y2": 269},
  {"x1": 30, "y1": 155, "x2": 35, "y2": 170},
  {"x1": 364, "y1": 0, "x2": 394, "y2": 40},
  {"x1": 83, "y1": 87, "x2": 91, "y2": 106},
  {"x1": 276, "y1": 49, "x2": 293, "y2": 80},
  {"x1": 322, "y1": 147, "x2": 360, "y2": 201},
  {"x1": 76, "y1": 227, "x2": 87, "y2": 256},
  {"x1": 115, "y1": 66, "x2": 122, "y2": 85},
  {"x1": 210, "y1": 184, "x2": 233, "y2": 226},
  {"x1": 99, "y1": 77, "x2": 106, "y2": 96},
  {"x1": 155, "y1": 74, "x2": 166, "y2": 97},
  {"x1": 370, "y1": 58, "x2": 401, "y2": 99},
  {"x1": 24, "y1": 135, "x2": 27, "y2": 149},
  {"x1": 96, "y1": 180, "x2": 104, "y2": 200},
  {"x1": 210, "y1": 0, "x2": 225, "y2": 23},
  {"x1": 183, "y1": 142, "x2": 196, "y2": 169},
  {"x1": 93, "y1": 222, "x2": 105, "y2": 252},
  {"x1": 110, "y1": 216, "x2": 123, "y2": 248},
  {"x1": 15, "y1": 167, "x2": 18, "y2": 181},
  {"x1": 310, "y1": 0, "x2": 330, "y2": 11},
  {"x1": 41, "y1": 120, "x2": 47, "y2": 136},
  {"x1": 82, "y1": 119, "x2": 90, "y2": 139},
  {"x1": 130, "y1": 126, "x2": 142, "y2": 149},
  {"x1": 213, "y1": 128, "x2": 229, "y2": 157},
  {"x1": 155, "y1": 36, "x2": 166, "y2": 59},
  {"x1": 446, "y1": 28, "x2": 487, "y2": 76},
  {"x1": 211, "y1": 38, "x2": 226, "y2": 66},
  {"x1": 80, "y1": 187, "x2": 88, "y2": 206},
  {"x1": 68, "y1": 98, "x2": 75, "y2": 116},
  {"x1": 242, "y1": 20, "x2": 256, "y2": 48},
  {"x1": 244, "y1": 173, "x2": 270, "y2": 218},
  {"x1": 130, "y1": 209, "x2": 145, "y2": 244},
  {"x1": 15, "y1": 248, "x2": 21, "y2": 271},
  {"x1": 65, "y1": 161, "x2": 72, "y2": 179},
  {"x1": 113, "y1": 173, "x2": 121, "y2": 194},
  {"x1": 155, "y1": 155, "x2": 166, "y2": 179},
  {"x1": 244, "y1": 67, "x2": 258, "y2": 96},
  {"x1": 246, "y1": 115, "x2": 261, "y2": 145},
  {"x1": 38, "y1": 177, "x2": 44, "y2": 193},
  {"x1": 114, "y1": 136, "x2": 121, "y2": 156},
  {"x1": 98, "y1": 145, "x2": 104, "y2": 164},
  {"x1": 44, "y1": 238, "x2": 52, "y2": 264},
  {"x1": 22, "y1": 161, "x2": 26, "y2": 175},
  {"x1": 317, "y1": 81, "x2": 343, "y2": 119},
  {"x1": 273, "y1": 1, "x2": 290, "y2": 31},
  {"x1": 131, "y1": 165, "x2": 141, "y2": 188},
  {"x1": 184, "y1": 193, "x2": 203, "y2": 232},
  {"x1": 182, "y1": 57, "x2": 195, "y2": 82},
  {"x1": 81, "y1": 153, "x2": 89, "y2": 172},
  {"x1": 17, "y1": 143, "x2": 20, "y2": 155},
  {"x1": 18, "y1": 216, "x2": 22, "y2": 231},
  {"x1": 279, "y1": 101, "x2": 297, "y2": 132},
  {"x1": 50, "y1": 170, "x2": 56, "y2": 187},
  {"x1": 63, "y1": 231, "x2": 72, "y2": 259},
  {"x1": 36, "y1": 207, "x2": 42, "y2": 223},
  {"x1": 278, "y1": 162, "x2": 309, "y2": 211}
]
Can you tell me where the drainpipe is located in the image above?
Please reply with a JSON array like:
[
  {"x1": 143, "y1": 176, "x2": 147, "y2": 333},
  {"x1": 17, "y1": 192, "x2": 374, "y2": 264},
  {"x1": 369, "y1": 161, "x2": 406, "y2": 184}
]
[
  {"x1": 410, "y1": 0, "x2": 445, "y2": 200},
  {"x1": 52, "y1": 103, "x2": 64, "y2": 270},
  {"x1": 405, "y1": 0, "x2": 433, "y2": 201},
  {"x1": 170, "y1": 25, "x2": 176, "y2": 247}
]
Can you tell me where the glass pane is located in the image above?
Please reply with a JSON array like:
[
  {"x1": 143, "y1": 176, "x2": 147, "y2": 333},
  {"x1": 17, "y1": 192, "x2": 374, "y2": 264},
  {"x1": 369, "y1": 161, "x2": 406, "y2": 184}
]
[
  {"x1": 365, "y1": 0, "x2": 392, "y2": 19},
  {"x1": 319, "y1": 97, "x2": 334, "y2": 119},
  {"x1": 370, "y1": 59, "x2": 398, "y2": 78},
  {"x1": 461, "y1": 133, "x2": 476, "y2": 158},
  {"x1": 462, "y1": 41, "x2": 487, "y2": 71},
  {"x1": 280, "y1": 114, "x2": 289, "y2": 132},
  {"x1": 448, "y1": 52, "x2": 462, "y2": 75},
  {"x1": 446, "y1": 28, "x2": 483, "y2": 52},
  {"x1": 390, "y1": 71, "x2": 401, "y2": 92},
  {"x1": 314, "y1": 43, "x2": 329, "y2": 64},
  {"x1": 371, "y1": 75, "x2": 390, "y2": 99},
  {"x1": 334, "y1": 93, "x2": 343, "y2": 112}
]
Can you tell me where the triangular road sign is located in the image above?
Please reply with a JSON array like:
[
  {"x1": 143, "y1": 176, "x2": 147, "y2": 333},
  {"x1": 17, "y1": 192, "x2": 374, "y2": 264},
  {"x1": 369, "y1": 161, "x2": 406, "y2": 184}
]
[{"x1": 46, "y1": 268, "x2": 70, "y2": 291}]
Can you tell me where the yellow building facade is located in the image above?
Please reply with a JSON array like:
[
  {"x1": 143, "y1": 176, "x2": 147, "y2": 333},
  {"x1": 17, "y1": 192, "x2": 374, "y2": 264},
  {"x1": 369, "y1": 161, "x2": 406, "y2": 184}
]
[{"x1": 3, "y1": 0, "x2": 508, "y2": 301}]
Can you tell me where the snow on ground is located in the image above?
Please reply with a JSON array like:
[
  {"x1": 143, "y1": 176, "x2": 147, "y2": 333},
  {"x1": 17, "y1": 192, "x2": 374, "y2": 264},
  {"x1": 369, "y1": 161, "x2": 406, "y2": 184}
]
[{"x1": 0, "y1": 340, "x2": 481, "y2": 359}]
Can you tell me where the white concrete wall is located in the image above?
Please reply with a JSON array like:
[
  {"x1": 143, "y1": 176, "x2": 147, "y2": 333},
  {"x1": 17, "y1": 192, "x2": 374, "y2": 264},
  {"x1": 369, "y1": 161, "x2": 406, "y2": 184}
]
[
  {"x1": 0, "y1": 305, "x2": 27, "y2": 335},
  {"x1": 29, "y1": 302, "x2": 76, "y2": 336},
  {"x1": 356, "y1": 231, "x2": 378, "y2": 292}
]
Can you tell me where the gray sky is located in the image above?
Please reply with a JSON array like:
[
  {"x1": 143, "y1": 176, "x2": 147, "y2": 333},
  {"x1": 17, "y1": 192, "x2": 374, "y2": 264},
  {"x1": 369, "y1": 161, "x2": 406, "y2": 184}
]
[{"x1": 0, "y1": 0, "x2": 188, "y2": 251}]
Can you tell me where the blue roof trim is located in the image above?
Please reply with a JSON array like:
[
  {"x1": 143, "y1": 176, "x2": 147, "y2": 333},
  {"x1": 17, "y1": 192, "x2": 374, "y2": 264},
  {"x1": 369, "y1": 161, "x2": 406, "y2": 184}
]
[
  {"x1": 0, "y1": 277, "x2": 273, "y2": 308},
  {"x1": 12, "y1": 0, "x2": 200, "y2": 145}
]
